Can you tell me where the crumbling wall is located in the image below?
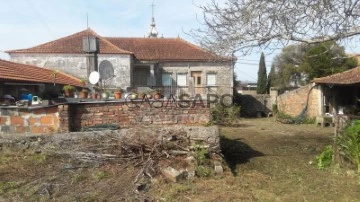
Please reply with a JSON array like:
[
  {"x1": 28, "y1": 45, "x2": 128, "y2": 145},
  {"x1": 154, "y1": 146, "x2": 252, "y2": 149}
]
[{"x1": 1, "y1": 100, "x2": 210, "y2": 134}]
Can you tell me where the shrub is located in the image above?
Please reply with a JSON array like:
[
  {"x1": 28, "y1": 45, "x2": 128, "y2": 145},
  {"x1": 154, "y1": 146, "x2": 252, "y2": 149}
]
[
  {"x1": 315, "y1": 145, "x2": 333, "y2": 169},
  {"x1": 209, "y1": 103, "x2": 240, "y2": 126},
  {"x1": 336, "y1": 120, "x2": 360, "y2": 173}
]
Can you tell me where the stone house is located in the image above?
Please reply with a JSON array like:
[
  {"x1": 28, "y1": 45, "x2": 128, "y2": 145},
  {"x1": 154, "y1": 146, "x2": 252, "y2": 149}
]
[
  {"x1": 7, "y1": 29, "x2": 235, "y2": 98},
  {"x1": 0, "y1": 59, "x2": 82, "y2": 101},
  {"x1": 277, "y1": 66, "x2": 360, "y2": 122}
]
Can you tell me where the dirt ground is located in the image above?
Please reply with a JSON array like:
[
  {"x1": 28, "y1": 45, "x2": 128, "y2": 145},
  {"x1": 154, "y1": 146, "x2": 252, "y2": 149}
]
[{"x1": 1, "y1": 118, "x2": 360, "y2": 201}]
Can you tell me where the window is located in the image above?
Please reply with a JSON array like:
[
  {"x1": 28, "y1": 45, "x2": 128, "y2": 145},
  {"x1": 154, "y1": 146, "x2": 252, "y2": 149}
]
[
  {"x1": 162, "y1": 73, "x2": 172, "y2": 86},
  {"x1": 206, "y1": 73, "x2": 216, "y2": 86},
  {"x1": 177, "y1": 73, "x2": 187, "y2": 86}
]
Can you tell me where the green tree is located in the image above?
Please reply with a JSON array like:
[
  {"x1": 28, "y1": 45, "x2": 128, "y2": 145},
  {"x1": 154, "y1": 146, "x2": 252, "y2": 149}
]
[
  {"x1": 300, "y1": 41, "x2": 358, "y2": 82},
  {"x1": 270, "y1": 42, "x2": 357, "y2": 92},
  {"x1": 257, "y1": 52, "x2": 267, "y2": 94}
]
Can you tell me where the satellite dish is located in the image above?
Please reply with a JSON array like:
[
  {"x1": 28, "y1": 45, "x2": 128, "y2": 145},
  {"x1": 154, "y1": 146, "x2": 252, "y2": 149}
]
[
  {"x1": 89, "y1": 71, "x2": 100, "y2": 84},
  {"x1": 99, "y1": 60, "x2": 114, "y2": 80}
]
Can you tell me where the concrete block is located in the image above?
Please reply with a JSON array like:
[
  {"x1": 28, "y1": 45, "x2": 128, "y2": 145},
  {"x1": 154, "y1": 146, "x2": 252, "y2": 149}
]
[
  {"x1": 161, "y1": 166, "x2": 187, "y2": 182},
  {"x1": 213, "y1": 160, "x2": 223, "y2": 174}
]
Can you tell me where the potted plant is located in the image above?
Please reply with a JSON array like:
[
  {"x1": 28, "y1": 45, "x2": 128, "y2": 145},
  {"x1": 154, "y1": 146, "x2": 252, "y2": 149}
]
[
  {"x1": 79, "y1": 78, "x2": 88, "y2": 99},
  {"x1": 63, "y1": 84, "x2": 75, "y2": 97},
  {"x1": 92, "y1": 85, "x2": 100, "y2": 99},
  {"x1": 114, "y1": 87, "x2": 123, "y2": 99},
  {"x1": 153, "y1": 89, "x2": 162, "y2": 99}
]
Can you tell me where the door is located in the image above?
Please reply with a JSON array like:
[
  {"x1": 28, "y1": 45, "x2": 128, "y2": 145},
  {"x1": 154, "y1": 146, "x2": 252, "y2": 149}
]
[{"x1": 191, "y1": 71, "x2": 203, "y2": 95}]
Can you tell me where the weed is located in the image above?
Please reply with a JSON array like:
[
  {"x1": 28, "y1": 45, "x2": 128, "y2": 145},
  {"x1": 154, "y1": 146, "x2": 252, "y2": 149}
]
[
  {"x1": 72, "y1": 173, "x2": 87, "y2": 184},
  {"x1": 315, "y1": 145, "x2": 333, "y2": 169},
  {"x1": 0, "y1": 181, "x2": 20, "y2": 194},
  {"x1": 92, "y1": 171, "x2": 106, "y2": 180},
  {"x1": 336, "y1": 120, "x2": 360, "y2": 173},
  {"x1": 194, "y1": 145, "x2": 214, "y2": 177},
  {"x1": 25, "y1": 153, "x2": 48, "y2": 165},
  {"x1": 208, "y1": 103, "x2": 240, "y2": 126}
]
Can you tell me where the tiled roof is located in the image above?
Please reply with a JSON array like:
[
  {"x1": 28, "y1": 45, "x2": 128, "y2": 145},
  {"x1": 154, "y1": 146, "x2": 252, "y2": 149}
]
[
  {"x1": 313, "y1": 66, "x2": 360, "y2": 85},
  {"x1": 6, "y1": 29, "x2": 131, "y2": 55},
  {"x1": 106, "y1": 37, "x2": 229, "y2": 62},
  {"x1": 7, "y1": 29, "x2": 232, "y2": 62},
  {"x1": 0, "y1": 59, "x2": 82, "y2": 87}
]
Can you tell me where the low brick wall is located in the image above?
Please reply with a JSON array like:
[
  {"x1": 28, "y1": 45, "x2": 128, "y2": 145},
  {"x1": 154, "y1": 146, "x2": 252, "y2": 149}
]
[
  {"x1": 0, "y1": 106, "x2": 60, "y2": 134},
  {"x1": 66, "y1": 100, "x2": 210, "y2": 132},
  {"x1": 1, "y1": 100, "x2": 211, "y2": 134}
]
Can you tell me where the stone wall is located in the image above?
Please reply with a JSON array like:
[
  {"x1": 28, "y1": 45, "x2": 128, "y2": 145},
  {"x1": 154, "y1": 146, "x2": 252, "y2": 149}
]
[
  {"x1": 277, "y1": 83, "x2": 320, "y2": 117},
  {"x1": 0, "y1": 106, "x2": 60, "y2": 134},
  {"x1": 10, "y1": 53, "x2": 132, "y2": 89},
  {"x1": 0, "y1": 100, "x2": 210, "y2": 134}
]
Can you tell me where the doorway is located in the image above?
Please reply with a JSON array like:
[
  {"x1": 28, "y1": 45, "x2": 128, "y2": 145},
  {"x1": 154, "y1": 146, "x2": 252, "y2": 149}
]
[{"x1": 191, "y1": 71, "x2": 203, "y2": 95}]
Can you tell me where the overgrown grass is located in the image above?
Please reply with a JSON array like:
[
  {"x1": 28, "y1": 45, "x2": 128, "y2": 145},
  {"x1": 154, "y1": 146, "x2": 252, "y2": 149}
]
[
  {"x1": 0, "y1": 182, "x2": 20, "y2": 194},
  {"x1": 336, "y1": 120, "x2": 360, "y2": 173}
]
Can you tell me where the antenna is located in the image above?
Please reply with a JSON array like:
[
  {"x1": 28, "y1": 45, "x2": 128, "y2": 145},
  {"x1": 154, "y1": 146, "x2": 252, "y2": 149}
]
[
  {"x1": 86, "y1": 12, "x2": 89, "y2": 29},
  {"x1": 151, "y1": 0, "x2": 155, "y2": 18}
]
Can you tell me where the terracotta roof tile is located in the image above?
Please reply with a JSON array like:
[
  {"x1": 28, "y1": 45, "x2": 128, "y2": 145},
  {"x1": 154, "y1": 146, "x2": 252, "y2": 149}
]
[
  {"x1": 106, "y1": 37, "x2": 230, "y2": 62},
  {"x1": 0, "y1": 59, "x2": 82, "y2": 87},
  {"x1": 313, "y1": 66, "x2": 360, "y2": 85},
  {"x1": 7, "y1": 29, "x2": 131, "y2": 55},
  {"x1": 7, "y1": 28, "x2": 232, "y2": 62}
]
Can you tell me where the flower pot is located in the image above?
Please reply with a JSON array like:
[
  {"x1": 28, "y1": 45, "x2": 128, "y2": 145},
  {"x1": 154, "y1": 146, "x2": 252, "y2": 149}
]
[
  {"x1": 138, "y1": 94, "x2": 145, "y2": 100},
  {"x1": 79, "y1": 90, "x2": 88, "y2": 99},
  {"x1": 114, "y1": 91, "x2": 122, "y2": 99},
  {"x1": 64, "y1": 90, "x2": 74, "y2": 98},
  {"x1": 92, "y1": 93, "x2": 99, "y2": 99},
  {"x1": 154, "y1": 93, "x2": 162, "y2": 99}
]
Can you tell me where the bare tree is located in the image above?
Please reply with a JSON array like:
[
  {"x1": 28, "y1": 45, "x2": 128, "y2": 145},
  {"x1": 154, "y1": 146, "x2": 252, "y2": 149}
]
[{"x1": 191, "y1": 0, "x2": 360, "y2": 55}]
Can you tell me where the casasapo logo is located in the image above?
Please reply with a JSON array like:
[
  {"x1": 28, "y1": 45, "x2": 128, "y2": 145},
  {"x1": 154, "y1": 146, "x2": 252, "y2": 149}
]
[{"x1": 124, "y1": 93, "x2": 233, "y2": 108}]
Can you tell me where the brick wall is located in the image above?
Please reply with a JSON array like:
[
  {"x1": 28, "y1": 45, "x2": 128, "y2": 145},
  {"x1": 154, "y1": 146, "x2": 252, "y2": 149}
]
[
  {"x1": 1, "y1": 100, "x2": 210, "y2": 134},
  {"x1": 277, "y1": 83, "x2": 320, "y2": 117},
  {"x1": 0, "y1": 106, "x2": 60, "y2": 134},
  {"x1": 65, "y1": 100, "x2": 210, "y2": 132}
]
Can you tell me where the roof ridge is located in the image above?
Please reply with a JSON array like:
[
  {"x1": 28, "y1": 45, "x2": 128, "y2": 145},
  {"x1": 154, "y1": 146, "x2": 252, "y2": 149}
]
[{"x1": 6, "y1": 28, "x2": 96, "y2": 53}]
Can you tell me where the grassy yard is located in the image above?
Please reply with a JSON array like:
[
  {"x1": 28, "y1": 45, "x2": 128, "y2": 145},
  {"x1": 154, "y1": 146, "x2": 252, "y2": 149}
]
[
  {"x1": 0, "y1": 118, "x2": 359, "y2": 201},
  {"x1": 149, "y1": 118, "x2": 360, "y2": 201}
]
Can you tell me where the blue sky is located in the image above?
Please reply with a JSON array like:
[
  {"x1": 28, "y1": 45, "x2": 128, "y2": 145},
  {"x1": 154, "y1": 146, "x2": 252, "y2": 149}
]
[{"x1": 0, "y1": 0, "x2": 359, "y2": 82}]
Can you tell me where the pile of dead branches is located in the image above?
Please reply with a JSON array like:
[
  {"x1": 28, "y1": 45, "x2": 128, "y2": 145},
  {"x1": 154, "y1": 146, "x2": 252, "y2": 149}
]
[{"x1": 54, "y1": 129, "x2": 219, "y2": 184}]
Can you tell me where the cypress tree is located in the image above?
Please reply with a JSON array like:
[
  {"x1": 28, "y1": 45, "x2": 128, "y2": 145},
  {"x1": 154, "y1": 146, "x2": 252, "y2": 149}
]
[{"x1": 257, "y1": 52, "x2": 267, "y2": 94}]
